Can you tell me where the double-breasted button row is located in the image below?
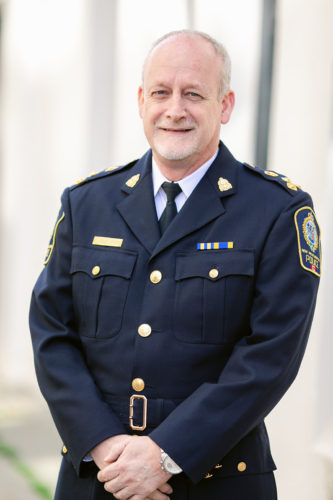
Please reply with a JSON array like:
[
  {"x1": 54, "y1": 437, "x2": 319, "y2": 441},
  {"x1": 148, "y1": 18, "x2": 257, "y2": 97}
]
[{"x1": 204, "y1": 461, "x2": 247, "y2": 479}]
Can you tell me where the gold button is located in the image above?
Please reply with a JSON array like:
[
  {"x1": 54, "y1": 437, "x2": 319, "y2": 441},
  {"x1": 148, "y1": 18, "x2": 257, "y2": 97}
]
[
  {"x1": 92, "y1": 265, "x2": 100, "y2": 276},
  {"x1": 204, "y1": 472, "x2": 214, "y2": 479},
  {"x1": 209, "y1": 268, "x2": 219, "y2": 279},
  {"x1": 150, "y1": 270, "x2": 162, "y2": 284},
  {"x1": 237, "y1": 462, "x2": 247, "y2": 472},
  {"x1": 215, "y1": 463, "x2": 223, "y2": 469},
  {"x1": 62, "y1": 445, "x2": 68, "y2": 454},
  {"x1": 132, "y1": 378, "x2": 145, "y2": 392},
  {"x1": 138, "y1": 324, "x2": 152, "y2": 337}
]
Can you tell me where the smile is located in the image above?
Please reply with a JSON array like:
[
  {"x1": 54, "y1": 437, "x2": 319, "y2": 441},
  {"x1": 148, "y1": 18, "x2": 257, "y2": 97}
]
[{"x1": 160, "y1": 128, "x2": 194, "y2": 133}]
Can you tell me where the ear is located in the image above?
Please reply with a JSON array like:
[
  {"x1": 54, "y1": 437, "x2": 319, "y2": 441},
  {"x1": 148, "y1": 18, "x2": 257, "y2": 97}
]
[
  {"x1": 138, "y1": 86, "x2": 144, "y2": 118},
  {"x1": 220, "y1": 91, "x2": 235, "y2": 125}
]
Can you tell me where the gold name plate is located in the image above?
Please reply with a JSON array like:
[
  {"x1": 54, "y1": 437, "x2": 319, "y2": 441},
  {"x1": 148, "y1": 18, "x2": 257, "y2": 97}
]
[{"x1": 92, "y1": 236, "x2": 123, "y2": 248}]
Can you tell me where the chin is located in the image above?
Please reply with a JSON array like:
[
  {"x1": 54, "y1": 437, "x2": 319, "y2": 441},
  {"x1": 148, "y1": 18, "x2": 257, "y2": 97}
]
[{"x1": 154, "y1": 142, "x2": 198, "y2": 162}]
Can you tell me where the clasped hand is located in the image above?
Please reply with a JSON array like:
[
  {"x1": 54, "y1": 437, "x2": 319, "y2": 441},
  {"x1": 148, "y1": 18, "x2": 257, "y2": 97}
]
[{"x1": 91, "y1": 434, "x2": 173, "y2": 500}]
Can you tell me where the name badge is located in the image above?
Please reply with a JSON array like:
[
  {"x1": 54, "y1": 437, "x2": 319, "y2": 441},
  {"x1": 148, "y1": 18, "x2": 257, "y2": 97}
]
[{"x1": 92, "y1": 236, "x2": 123, "y2": 248}]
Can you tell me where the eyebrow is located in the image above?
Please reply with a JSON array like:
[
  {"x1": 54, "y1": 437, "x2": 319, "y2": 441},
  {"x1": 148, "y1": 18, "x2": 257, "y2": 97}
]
[{"x1": 147, "y1": 82, "x2": 207, "y2": 92}]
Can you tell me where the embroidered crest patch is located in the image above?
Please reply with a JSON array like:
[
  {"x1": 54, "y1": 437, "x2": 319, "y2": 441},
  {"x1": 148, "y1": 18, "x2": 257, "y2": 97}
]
[
  {"x1": 44, "y1": 211, "x2": 65, "y2": 265},
  {"x1": 294, "y1": 206, "x2": 321, "y2": 276}
]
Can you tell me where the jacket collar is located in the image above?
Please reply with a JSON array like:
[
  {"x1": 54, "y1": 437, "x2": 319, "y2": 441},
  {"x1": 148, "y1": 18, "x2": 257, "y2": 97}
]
[{"x1": 117, "y1": 142, "x2": 239, "y2": 258}]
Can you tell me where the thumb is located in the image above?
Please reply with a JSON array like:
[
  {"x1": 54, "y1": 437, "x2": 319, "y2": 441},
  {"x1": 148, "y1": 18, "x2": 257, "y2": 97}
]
[{"x1": 104, "y1": 439, "x2": 129, "y2": 463}]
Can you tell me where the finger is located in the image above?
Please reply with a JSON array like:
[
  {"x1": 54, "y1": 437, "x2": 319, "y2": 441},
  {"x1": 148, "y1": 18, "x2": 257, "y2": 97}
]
[
  {"x1": 158, "y1": 482, "x2": 173, "y2": 495},
  {"x1": 104, "y1": 479, "x2": 126, "y2": 497},
  {"x1": 97, "y1": 464, "x2": 118, "y2": 483},
  {"x1": 104, "y1": 441, "x2": 129, "y2": 463},
  {"x1": 142, "y1": 490, "x2": 170, "y2": 500},
  {"x1": 111, "y1": 487, "x2": 141, "y2": 500}
]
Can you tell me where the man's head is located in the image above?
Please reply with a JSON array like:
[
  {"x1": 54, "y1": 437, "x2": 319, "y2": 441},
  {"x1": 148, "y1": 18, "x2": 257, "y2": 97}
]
[
  {"x1": 138, "y1": 30, "x2": 235, "y2": 179},
  {"x1": 143, "y1": 30, "x2": 232, "y2": 98}
]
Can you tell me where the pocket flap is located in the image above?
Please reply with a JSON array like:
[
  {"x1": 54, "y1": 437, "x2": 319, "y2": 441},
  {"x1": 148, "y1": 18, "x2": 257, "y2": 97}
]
[
  {"x1": 71, "y1": 246, "x2": 137, "y2": 279},
  {"x1": 175, "y1": 250, "x2": 254, "y2": 281}
]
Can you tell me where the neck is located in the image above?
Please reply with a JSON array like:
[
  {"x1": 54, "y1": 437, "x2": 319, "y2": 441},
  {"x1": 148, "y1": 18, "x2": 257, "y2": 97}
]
[{"x1": 153, "y1": 149, "x2": 218, "y2": 182}]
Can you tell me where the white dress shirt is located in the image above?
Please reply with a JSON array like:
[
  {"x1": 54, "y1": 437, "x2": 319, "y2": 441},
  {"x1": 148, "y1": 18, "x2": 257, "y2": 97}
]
[{"x1": 152, "y1": 149, "x2": 219, "y2": 220}]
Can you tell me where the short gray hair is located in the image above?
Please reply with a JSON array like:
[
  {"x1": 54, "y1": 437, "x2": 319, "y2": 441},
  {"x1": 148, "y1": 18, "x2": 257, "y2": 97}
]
[{"x1": 142, "y1": 29, "x2": 232, "y2": 97}]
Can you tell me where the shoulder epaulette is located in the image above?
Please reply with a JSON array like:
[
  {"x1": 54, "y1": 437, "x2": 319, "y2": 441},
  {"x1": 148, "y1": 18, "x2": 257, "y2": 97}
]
[
  {"x1": 70, "y1": 159, "x2": 138, "y2": 190},
  {"x1": 243, "y1": 162, "x2": 302, "y2": 195}
]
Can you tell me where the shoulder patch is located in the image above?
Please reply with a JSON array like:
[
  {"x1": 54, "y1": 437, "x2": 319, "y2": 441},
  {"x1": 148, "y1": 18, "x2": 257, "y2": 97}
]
[
  {"x1": 70, "y1": 159, "x2": 138, "y2": 190},
  {"x1": 44, "y1": 211, "x2": 65, "y2": 265},
  {"x1": 243, "y1": 163, "x2": 301, "y2": 195},
  {"x1": 294, "y1": 206, "x2": 321, "y2": 277}
]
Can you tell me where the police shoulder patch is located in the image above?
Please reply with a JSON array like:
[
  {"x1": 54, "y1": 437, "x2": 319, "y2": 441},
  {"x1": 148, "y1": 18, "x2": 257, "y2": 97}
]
[
  {"x1": 294, "y1": 206, "x2": 321, "y2": 277},
  {"x1": 44, "y1": 211, "x2": 65, "y2": 265}
]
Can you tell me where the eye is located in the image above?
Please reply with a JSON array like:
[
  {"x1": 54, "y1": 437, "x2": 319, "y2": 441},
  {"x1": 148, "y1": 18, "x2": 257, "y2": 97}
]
[
  {"x1": 186, "y1": 92, "x2": 203, "y2": 99},
  {"x1": 151, "y1": 90, "x2": 167, "y2": 97}
]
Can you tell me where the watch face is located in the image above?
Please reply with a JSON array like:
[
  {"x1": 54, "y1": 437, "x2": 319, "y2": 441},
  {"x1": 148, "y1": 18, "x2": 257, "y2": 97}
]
[{"x1": 164, "y1": 456, "x2": 182, "y2": 474}]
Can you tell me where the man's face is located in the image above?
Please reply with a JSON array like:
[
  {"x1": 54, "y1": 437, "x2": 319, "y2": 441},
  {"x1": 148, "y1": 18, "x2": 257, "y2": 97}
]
[{"x1": 138, "y1": 35, "x2": 234, "y2": 174}]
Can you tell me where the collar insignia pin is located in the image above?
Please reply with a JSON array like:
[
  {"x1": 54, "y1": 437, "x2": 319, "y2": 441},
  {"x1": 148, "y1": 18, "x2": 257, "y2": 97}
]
[
  {"x1": 126, "y1": 174, "x2": 140, "y2": 188},
  {"x1": 218, "y1": 177, "x2": 232, "y2": 192}
]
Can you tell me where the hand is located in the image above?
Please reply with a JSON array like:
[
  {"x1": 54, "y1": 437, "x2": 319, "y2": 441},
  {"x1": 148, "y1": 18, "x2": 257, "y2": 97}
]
[
  {"x1": 90, "y1": 434, "x2": 131, "y2": 471},
  {"x1": 143, "y1": 482, "x2": 173, "y2": 500},
  {"x1": 97, "y1": 436, "x2": 172, "y2": 499}
]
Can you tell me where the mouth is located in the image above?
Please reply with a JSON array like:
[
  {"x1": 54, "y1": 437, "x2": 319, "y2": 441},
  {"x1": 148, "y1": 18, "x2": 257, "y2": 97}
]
[{"x1": 159, "y1": 127, "x2": 194, "y2": 133}]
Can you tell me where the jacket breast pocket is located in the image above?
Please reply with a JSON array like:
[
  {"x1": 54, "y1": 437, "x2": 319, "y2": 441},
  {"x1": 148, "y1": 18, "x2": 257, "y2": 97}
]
[
  {"x1": 71, "y1": 246, "x2": 137, "y2": 338},
  {"x1": 174, "y1": 250, "x2": 254, "y2": 344}
]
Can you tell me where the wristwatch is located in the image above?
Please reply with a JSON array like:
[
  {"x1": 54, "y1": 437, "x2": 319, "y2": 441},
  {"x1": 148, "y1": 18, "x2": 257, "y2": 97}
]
[{"x1": 160, "y1": 449, "x2": 182, "y2": 474}]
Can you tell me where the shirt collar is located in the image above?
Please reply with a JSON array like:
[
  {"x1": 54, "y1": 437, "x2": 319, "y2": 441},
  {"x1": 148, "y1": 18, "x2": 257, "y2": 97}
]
[{"x1": 152, "y1": 148, "x2": 219, "y2": 198}]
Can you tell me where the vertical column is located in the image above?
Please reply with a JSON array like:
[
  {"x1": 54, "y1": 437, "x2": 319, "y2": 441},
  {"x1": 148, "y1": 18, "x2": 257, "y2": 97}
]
[
  {"x1": 193, "y1": 0, "x2": 262, "y2": 161},
  {"x1": 87, "y1": 0, "x2": 118, "y2": 172},
  {"x1": 255, "y1": 0, "x2": 277, "y2": 170}
]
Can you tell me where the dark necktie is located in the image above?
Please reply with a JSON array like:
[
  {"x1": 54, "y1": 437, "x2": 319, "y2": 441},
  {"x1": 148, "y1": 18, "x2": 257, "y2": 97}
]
[{"x1": 159, "y1": 181, "x2": 182, "y2": 234}]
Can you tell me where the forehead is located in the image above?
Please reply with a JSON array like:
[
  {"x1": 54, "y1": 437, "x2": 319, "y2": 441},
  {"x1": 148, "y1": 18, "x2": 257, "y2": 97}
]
[{"x1": 144, "y1": 35, "x2": 221, "y2": 89}]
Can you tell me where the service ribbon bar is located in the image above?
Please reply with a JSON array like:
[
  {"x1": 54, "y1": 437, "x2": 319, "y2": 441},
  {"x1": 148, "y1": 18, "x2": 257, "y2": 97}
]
[{"x1": 197, "y1": 242, "x2": 233, "y2": 250}]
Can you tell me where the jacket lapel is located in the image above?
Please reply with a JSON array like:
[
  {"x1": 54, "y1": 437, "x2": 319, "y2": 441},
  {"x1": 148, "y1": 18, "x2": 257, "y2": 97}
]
[
  {"x1": 150, "y1": 144, "x2": 239, "y2": 258},
  {"x1": 116, "y1": 151, "x2": 161, "y2": 254},
  {"x1": 117, "y1": 143, "x2": 239, "y2": 257}
]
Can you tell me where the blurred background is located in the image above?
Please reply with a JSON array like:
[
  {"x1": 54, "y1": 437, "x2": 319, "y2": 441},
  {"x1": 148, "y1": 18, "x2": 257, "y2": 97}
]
[{"x1": 0, "y1": 0, "x2": 332, "y2": 498}]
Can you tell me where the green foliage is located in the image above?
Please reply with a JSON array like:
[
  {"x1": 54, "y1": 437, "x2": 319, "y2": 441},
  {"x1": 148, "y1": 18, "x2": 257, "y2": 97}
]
[{"x1": 0, "y1": 436, "x2": 52, "y2": 500}]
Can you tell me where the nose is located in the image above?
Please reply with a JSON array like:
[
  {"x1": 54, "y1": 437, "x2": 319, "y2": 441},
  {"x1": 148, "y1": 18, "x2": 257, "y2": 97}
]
[{"x1": 165, "y1": 93, "x2": 187, "y2": 121}]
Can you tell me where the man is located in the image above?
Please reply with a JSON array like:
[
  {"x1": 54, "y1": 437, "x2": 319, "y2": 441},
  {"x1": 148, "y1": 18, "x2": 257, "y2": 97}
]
[{"x1": 30, "y1": 30, "x2": 320, "y2": 499}]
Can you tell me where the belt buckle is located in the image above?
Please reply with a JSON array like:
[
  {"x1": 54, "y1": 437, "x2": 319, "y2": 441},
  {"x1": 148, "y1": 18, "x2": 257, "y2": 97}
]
[{"x1": 129, "y1": 394, "x2": 147, "y2": 431}]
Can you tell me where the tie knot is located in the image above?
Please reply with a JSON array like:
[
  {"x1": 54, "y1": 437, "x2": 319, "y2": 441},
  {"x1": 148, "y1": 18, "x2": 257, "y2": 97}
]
[{"x1": 161, "y1": 181, "x2": 182, "y2": 203}]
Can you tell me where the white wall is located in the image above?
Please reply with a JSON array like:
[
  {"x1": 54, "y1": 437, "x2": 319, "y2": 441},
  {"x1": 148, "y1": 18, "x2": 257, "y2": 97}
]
[
  {"x1": 0, "y1": 0, "x2": 261, "y2": 387},
  {"x1": 267, "y1": 1, "x2": 333, "y2": 498},
  {"x1": 0, "y1": 0, "x2": 93, "y2": 387}
]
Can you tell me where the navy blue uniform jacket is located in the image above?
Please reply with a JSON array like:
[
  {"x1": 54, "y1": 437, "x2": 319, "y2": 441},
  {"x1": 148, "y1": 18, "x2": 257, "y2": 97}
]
[{"x1": 29, "y1": 143, "x2": 320, "y2": 490}]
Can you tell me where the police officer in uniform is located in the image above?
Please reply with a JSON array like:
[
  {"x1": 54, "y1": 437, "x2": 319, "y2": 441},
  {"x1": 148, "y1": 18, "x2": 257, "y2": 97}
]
[{"x1": 29, "y1": 30, "x2": 321, "y2": 499}]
